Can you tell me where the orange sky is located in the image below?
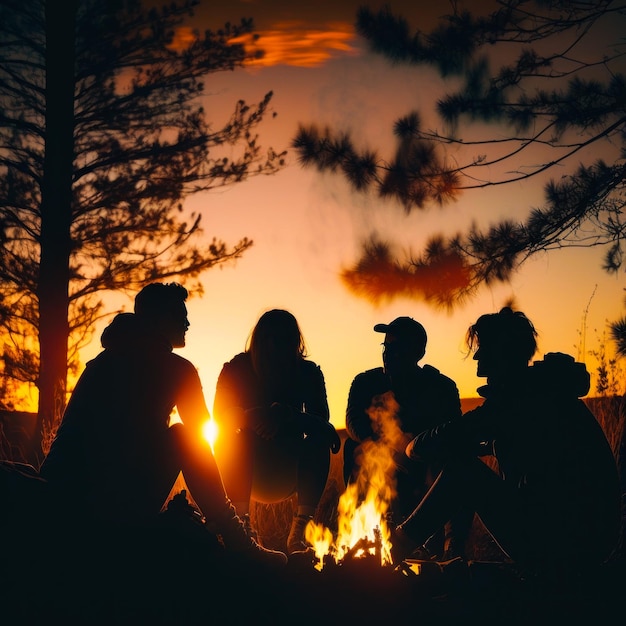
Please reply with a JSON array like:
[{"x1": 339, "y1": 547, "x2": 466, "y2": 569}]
[{"x1": 77, "y1": 1, "x2": 626, "y2": 430}]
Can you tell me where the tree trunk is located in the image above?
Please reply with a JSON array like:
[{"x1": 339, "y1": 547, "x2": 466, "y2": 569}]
[{"x1": 35, "y1": 0, "x2": 77, "y2": 464}]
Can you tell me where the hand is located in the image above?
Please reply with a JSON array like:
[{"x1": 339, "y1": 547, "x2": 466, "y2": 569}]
[
  {"x1": 269, "y1": 402, "x2": 303, "y2": 438},
  {"x1": 245, "y1": 406, "x2": 281, "y2": 440},
  {"x1": 313, "y1": 419, "x2": 341, "y2": 454},
  {"x1": 404, "y1": 435, "x2": 420, "y2": 460},
  {"x1": 324, "y1": 421, "x2": 341, "y2": 454},
  {"x1": 392, "y1": 448, "x2": 413, "y2": 474},
  {"x1": 300, "y1": 412, "x2": 341, "y2": 453}
]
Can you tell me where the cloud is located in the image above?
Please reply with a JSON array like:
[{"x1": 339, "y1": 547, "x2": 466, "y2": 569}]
[
  {"x1": 169, "y1": 20, "x2": 358, "y2": 67},
  {"x1": 234, "y1": 20, "x2": 360, "y2": 68},
  {"x1": 168, "y1": 26, "x2": 197, "y2": 52}
]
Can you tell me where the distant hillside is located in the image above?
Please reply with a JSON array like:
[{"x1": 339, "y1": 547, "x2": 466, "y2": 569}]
[
  {"x1": 461, "y1": 397, "x2": 484, "y2": 412},
  {"x1": 2, "y1": 394, "x2": 621, "y2": 466}
]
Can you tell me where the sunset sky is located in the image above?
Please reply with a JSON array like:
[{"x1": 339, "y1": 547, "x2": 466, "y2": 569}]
[{"x1": 81, "y1": 0, "x2": 626, "y2": 430}]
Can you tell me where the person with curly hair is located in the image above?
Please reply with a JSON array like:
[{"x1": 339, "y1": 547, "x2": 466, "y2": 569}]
[{"x1": 392, "y1": 307, "x2": 621, "y2": 580}]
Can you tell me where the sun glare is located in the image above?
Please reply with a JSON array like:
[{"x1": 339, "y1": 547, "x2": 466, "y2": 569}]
[{"x1": 203, "y1": 417, "x2": 218, "y2": 452}]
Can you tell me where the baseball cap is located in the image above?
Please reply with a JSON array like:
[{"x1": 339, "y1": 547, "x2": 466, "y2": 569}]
[{"x1": 374, "y1": 316, "x2": 427, "y2": 349}]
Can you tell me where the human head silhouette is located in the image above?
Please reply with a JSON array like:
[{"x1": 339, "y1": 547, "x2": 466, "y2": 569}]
[
  {"x1": 466, "y1": 307, "x2": 538, "y2": 379},
  {"x1": 373, "y1": 316, "x2": 427, "y2": 379},
  {"x1": 248, "y1": 309, "x2": 307, "y2": 375},
  {"x1": 134, "y1": 282, "x2": 189, "y2": 348}
]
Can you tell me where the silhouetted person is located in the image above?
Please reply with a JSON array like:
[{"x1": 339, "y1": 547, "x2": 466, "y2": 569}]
[
  {"x1": 213, "y1": 309, "x2": 340, "y2": 555},
  {"x1": 392, "y1": 307, "x2": 622, "y2": 580},
  {"x1": 343, "y1": 316, "x2": 472, "y2": 559},
  {"x1": 40, "y1": 283, "x2": 286, "y2": 567}
]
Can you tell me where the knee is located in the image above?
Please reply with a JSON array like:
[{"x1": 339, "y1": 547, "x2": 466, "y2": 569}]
[
  {"x1": 168, "y1": 422, "x2": 188, "y2": 450},
  {"x1": 168, "y1": 422, "x2": 210, "y2": 462}
]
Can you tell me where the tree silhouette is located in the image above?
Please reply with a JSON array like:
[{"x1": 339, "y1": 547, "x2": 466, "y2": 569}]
[
  {"x1": 292, "y1": 1, "x2": 625, "y2": 309},
  {"x1": 0, "y1": 0, "x2": 285, "y2": 457}
]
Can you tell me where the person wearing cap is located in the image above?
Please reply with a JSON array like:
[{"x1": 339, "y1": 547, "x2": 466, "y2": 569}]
[{"x1": 343, "y1": 316, "x2": 472, "y2": 560}]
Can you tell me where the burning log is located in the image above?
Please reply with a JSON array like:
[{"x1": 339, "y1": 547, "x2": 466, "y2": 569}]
[
  {"x1": 339, "y1": 526, "x2": 384, "y2": 565},
  {"x1": 343, "y1": 536, "x2": 375, "y2": 562}
]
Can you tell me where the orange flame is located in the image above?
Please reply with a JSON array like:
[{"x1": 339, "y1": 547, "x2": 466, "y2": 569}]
[{"x1": 305, "y1": 392, "x2": 405, "y2": 570}]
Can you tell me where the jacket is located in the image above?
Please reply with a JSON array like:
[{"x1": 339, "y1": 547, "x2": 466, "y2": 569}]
[
  {"x1": 213, "y1": 351, "x2": 330, "y2": 434},
  {"x1": 408, "y1": 353, "x2": 620, "y2": 507},
  {"x1": 345, "y1": 364, "x2": 462, "y2": 443}
]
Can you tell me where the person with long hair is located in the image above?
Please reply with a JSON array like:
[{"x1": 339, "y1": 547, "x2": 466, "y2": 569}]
[{"x1": 213, "y1": 309, "x2": 340, "y2": 555}]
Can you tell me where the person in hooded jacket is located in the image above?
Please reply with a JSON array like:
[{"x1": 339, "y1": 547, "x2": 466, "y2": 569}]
[
  {"x1": 40, "y1": 282, "x2": 287, "y2": 568},
  {"x1": 391, "y1": 307, "x2": 621, "y2": 580}
]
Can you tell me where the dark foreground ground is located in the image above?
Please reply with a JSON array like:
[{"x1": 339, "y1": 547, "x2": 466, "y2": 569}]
[
  {"x1": 2, "y1": 419, "x2": 625, "y2": 625},
  {"x1": 2, "y1": 512, "x2": 625, "y2": 626}
]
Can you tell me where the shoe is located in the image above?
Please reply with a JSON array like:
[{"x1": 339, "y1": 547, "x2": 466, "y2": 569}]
[
  {"x1": 214, "y1": 500, "x2": 287, "y2": 567},
  {"x1": 241, "y1": 513, "x2": 260, "y2": 544},
  {"x1": 287, "y1": 514, "x2": 313, "y2": 555},
  {"x1": 232, "y1": 538, "x2": 288, "y2": 568}
]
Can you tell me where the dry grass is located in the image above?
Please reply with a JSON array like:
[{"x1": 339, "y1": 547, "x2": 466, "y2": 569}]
[
  {"x1": 584, "y1": 396, "x2": 626, "y2": 460},
  {"x1": 584, "y1": 395, "x2": 626, "y2": 559},
  {"x1": 0, "y1": 410, "x2": 37, "y2": 464}
]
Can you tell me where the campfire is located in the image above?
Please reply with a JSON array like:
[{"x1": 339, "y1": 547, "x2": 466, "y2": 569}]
[
  {"x1": 306, "y1": 391, "x2": 404, "y2": 571},
  {"x1": 204, "y1": 392, "x2": 414, "y2": 573},
  {"x1": 306, "y1": 480, "x2": 393, "y2": 571}
]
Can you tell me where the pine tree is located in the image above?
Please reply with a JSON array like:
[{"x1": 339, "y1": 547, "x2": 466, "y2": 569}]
[
  {"x1": 293, "y1": 1, "x2": 625, "y2": 309},
  {"x1": 0, "y1": 0, "x2": 285, "y2": 457}
]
